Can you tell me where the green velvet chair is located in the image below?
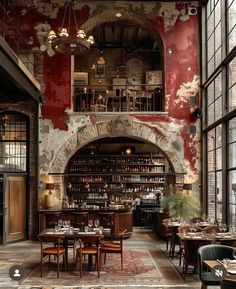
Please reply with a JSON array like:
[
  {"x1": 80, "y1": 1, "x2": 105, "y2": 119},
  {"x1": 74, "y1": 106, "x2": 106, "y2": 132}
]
[
  {"x1": 197, "y1": 244, "x2": 234, "y2": 289},
  {"x1": 221, "y1": 279, "x2": 236, "y2": 289}
]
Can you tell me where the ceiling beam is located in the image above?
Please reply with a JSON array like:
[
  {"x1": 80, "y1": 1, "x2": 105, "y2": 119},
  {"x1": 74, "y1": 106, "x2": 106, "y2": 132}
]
[{"x1": 0, "y1": 36, "x2": 41, "y2": 102}]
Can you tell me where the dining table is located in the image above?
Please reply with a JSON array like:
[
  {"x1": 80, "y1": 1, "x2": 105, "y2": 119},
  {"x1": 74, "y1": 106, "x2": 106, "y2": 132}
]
[
  {"x1": 162, "y1": 221, "x2": 211, "y2": 258},
  {"x1": 38, "y1": 228, "x2": 110, "y2": 270},
  {"x1": 203, "y1": 259, "x2": 236, "y2": 280}
]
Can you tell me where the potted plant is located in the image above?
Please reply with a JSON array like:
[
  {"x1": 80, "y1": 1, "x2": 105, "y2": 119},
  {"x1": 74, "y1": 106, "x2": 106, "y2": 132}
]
[{"x1": 161, "y1": 187, "x2": 201, "y2": 222}]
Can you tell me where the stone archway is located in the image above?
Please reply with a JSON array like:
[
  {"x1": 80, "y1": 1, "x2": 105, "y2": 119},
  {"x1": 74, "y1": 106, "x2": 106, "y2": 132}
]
[
  {"x1": 50, "y1": 119, "x2": 184, "y2": 175},
  {"x1": 81, "y1": 8, "x2": 163, "y2": 52}
]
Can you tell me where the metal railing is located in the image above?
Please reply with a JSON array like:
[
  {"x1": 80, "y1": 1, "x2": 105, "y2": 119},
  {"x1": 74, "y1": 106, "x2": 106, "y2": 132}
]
[{"x1": 73, "y1": 84, "x2": 164, "y2": 113}]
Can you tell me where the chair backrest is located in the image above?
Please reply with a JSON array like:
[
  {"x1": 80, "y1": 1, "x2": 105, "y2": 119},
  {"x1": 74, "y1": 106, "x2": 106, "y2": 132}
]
[
  {"x1": 190, "y1": 217, "x2": 205, "y2": 224},
  {"x1": 221, "y1": 278, "x2": 236, "y2": 289},
  {"x1": 202, "y1": 225, "x2": 220, "y2": 233},
  {"x1": 162, "y1": 218, "x2": 171, "y2": 223},
  {"x1": 78, "y1": 235, "x2": 102, "y2": 247},
  {"x1": 118, "y1": 229, "x2": 127, "y2": 247},
  {"x1": 178, "y1": 224, "x2": 202, "y2": 233},
  {"x1": 39, "y1": 235, "x2": 64, "y2": 253},
  {"x1": 39, "y1": 235, "x2": 64, "y2": 244},
  {"x1": 197, "y1": 244, "x2": 234, "y2": 283}
]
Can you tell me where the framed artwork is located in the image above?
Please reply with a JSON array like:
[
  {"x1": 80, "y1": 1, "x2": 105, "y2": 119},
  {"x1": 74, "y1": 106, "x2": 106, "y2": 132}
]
[
  {"x1": 95, "y1": 64, "x2": 105, "y2": 78},
  {"x1": 74, "y1": 72, "x2": 88, "y2": 85},
  {"x1": 113, "y1": 78, "x2": 127, "y2": 91},
  {"x1": 146, "y1": 71, "x2": 162, "y2": 90}
]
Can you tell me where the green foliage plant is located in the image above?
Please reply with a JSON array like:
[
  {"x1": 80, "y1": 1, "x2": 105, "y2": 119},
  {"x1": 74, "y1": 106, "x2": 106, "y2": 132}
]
[{"x1": 161, "y1": 191, "x2": 201, "y2": 222}]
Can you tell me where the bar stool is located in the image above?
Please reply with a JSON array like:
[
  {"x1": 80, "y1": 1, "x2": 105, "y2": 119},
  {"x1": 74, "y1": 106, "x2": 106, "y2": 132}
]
[
  {"x1": 71, "y1": 212, "x2": 89, "y2": 229},
  {"x1": 97, "y1": 212, "x2": 115, "y2": 234},
  {"x1": 45, "y1": 212, "x2": 63, "y2": 228}
]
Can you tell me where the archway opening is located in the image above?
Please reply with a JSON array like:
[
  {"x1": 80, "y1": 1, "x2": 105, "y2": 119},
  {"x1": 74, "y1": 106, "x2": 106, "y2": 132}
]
[
  {"x1": 64, "y1": 136, "x2": 177, "y2": 215},
  {"x1": 74, "y1": 8, "x2": 164, "y2": 113}
]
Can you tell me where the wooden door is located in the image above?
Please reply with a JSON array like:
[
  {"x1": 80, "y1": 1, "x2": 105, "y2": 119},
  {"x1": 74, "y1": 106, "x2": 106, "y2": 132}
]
[{"x1": 4, "y1": 176, "x2": 26, "y2": 243}]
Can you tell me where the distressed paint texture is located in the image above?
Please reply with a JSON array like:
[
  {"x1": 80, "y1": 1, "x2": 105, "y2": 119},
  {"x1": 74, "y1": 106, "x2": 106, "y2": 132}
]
[{"x1": 7, "y1": 1, "x2": 201, "y2": 204}]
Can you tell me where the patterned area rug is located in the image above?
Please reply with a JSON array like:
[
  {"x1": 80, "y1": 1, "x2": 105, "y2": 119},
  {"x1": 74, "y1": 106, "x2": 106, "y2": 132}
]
[{"x1": 20, "y1": 248, "x2": 184, "y2": 286}]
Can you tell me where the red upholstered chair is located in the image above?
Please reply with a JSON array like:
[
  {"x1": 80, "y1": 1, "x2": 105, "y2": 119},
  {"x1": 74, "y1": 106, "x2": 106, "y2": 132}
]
[
  {"x1": 202, "y1": 225, "x2": 221, "y2": 234},
  {"x1": 75, "y1": 235, "x2": 101, "y2": 278},
  {"x1": 39, "y1": 235, "x2": 66, "y2": 279},
  {"x1": 100, "y1": 229, "x2": 127, "y2": 270}
]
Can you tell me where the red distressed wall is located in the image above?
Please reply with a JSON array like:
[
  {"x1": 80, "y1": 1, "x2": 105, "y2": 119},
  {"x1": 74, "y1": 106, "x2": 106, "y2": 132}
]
[{"x1": 7, "y1": 2, "x2": 200, "y2": 172}]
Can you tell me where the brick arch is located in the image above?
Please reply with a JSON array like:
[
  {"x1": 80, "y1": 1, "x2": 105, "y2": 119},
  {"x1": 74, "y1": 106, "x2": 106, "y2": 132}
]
[
  {"x1": 50, "y1": 120, "x2": 184, "y2": 174},
  {"x1": 81, "y1": 8, "x2": 163, "y2": 51}
]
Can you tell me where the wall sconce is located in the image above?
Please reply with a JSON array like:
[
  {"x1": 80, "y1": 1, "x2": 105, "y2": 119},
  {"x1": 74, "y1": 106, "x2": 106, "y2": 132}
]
[
  {"x1": 45, "y1": 183, "x2": 55, "y2": 209},
  {"x1": 183, "y1": 183, "x2": 192, "y2": 194},
  {"x1": 46, "y1": 183, "x2": 55, "y2": 195}
]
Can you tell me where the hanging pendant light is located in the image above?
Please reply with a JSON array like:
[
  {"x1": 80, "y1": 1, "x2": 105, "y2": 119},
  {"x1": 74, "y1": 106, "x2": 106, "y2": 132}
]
[
  {"x1": 97, "y1": 50, "x2": 105, "y2": 65},
  {"x1": 47, "y1": 0, "x2": 95, "y2": 55}
]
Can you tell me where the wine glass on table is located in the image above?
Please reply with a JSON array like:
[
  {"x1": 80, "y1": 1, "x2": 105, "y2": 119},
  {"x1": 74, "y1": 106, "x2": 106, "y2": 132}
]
[
  {"x1": 94, "y1": 219, "x2": 100, "y2": 231},
  {"x1": 222, "y1": 223, "x2": 227, "y2": 234},
  {"x1": 58, "y1": 219, "x2": 63, "y2": 230},
  {"x1": 88, "y1": 219, "x2": 93, "y2": 231}
]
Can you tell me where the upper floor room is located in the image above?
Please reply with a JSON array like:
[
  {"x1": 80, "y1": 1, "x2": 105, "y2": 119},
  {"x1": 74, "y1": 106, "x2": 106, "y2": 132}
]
[{"x1": 0, "y1": 1, "x2": 206, "y2": 125}]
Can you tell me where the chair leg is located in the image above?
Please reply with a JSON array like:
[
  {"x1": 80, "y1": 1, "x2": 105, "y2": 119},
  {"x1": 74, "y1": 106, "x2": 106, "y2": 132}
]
[
  {"x1": 63, "y1": 253, "x2": 66, "y2": 272},
  {"x1": 97, "y1": 254, "x2": 100, "y2": 277},
  {"x1": 57, "y1": 255, "x2": 59, "y2": 279},
  {"x1": 201, "y1": 284, "x2": 207, "y2": 289},
  {"x1": 49, "y1": 254, "x2": 51, "y2": 271},
  {"x1": 104, "y1": 253, "x2": 106, "y2": 265},
  {"x1": 80, "y1": 253, "x2": 83, "y2": 278},
  {"x1": 121, "y1": 252, "x2": 123, "y2": 270},
  {"x1": 179, "y1": 248, "x2": 183, "y2": 266},
  {"x1": 40, "y1": 255, "x2": 43, "y2": 277}
]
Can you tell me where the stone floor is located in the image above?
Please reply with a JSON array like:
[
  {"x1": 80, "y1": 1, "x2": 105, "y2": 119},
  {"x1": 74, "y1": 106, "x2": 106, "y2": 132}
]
[{"x1": 0, "y1": 227, "x2": 220, "y2": 289}]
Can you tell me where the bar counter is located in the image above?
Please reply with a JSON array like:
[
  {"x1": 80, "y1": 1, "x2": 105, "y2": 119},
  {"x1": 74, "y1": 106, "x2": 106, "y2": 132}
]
[{"x1": 38, "y1": 207, "x2": 133, "y2": 237}]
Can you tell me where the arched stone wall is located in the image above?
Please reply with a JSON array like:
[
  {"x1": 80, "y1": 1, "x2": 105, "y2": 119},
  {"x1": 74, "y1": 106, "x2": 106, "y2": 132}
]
[
  {"x1": 50, "y1": 119, "x2": 184, "y2": 175},
  {"x1": 81, "y1": 8, "x2": 163, "y2": 52}
]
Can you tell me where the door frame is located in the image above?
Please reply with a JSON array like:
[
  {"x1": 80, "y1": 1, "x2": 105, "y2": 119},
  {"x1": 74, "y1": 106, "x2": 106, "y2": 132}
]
[{"x1": 3, "y1": 173, "x2": 28, "y2": 244}]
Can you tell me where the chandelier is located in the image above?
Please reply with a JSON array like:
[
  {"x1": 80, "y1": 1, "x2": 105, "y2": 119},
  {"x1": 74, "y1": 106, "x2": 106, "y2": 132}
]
[{"x1": 48, "y1": 0, "x2": 95, "y2": 55}]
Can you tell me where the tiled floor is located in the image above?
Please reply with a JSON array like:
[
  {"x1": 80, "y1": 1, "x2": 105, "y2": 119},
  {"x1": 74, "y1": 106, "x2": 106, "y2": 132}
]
[{"x1": 0, "y1": 227, "x2": 219, "y2": 289}]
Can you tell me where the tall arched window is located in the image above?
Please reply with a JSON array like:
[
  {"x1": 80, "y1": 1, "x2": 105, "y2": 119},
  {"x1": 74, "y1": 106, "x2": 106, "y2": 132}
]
[{"x1": 0, "y1": 112, "x2": 28, "y2": 172}]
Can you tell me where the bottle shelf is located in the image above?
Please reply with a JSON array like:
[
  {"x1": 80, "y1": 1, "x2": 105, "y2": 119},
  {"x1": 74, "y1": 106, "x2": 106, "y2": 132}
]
[{"x1": 65, "y1": 152, "x2": 168, "y2": 202}]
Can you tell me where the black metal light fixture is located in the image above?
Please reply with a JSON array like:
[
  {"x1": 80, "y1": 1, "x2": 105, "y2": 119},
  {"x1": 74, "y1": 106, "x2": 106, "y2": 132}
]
[{"x1": 48, "y1": 0, "x2": 95, "y2": 55}]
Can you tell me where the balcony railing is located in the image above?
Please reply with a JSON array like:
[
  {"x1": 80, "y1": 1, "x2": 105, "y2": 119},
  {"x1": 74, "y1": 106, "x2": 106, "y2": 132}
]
[{"x1": 73, "y1": 84, "x2": 164, "y2": 113}]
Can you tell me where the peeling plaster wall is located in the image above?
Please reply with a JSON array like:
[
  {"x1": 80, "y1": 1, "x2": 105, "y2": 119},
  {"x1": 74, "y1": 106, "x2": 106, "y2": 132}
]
[
  {"x1": 7, "y1": 1, "x2": 201, "y2": 207},
  {"x1": 39, "y1": 113, "x2": 201, "y2": 209}
]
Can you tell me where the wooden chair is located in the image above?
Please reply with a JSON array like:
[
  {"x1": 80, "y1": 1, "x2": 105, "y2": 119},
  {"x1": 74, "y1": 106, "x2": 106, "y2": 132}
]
[
  {"x1": 39, "y1": 235, "x2": 66, "y2": 279},
  {"x1": 100, "y1": 229, "x2": 127, "y2": 270},
  {"x1": 178, "y1": 224, "x2": 202, "y2": 266},
  {"x1": 74, "y1": 235, "x2": 101, "y2": 278},
  {"x1": 162, "y1": 218, "x2": 172, "y2": 253},
  {"x1": 190, "y1": 217, "x2": 205, "y2": 224},
  {"x1": 202, "y1": 225, "x2": 220, "y2": 234}
]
